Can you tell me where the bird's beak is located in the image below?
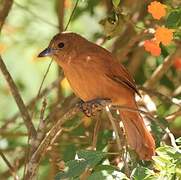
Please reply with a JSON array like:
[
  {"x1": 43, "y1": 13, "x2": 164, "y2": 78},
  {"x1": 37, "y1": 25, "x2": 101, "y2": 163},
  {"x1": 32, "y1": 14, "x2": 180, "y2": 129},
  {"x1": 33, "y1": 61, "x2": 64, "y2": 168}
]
[{"x1": 38, "y1": 47, "x2": 53, "y2": 57}]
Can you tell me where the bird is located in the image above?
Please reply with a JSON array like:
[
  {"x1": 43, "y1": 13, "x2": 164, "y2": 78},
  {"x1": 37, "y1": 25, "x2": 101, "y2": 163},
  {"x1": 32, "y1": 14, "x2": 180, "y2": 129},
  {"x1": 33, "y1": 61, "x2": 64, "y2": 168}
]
[{"x1": 38, "y1": 32, "x2": 155, "y2": 160}]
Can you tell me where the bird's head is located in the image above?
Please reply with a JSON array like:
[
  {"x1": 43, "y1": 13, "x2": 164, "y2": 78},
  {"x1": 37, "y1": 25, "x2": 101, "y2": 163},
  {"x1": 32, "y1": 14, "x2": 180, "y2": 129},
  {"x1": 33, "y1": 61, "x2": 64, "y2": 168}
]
[{"x1": 38, "y1": 32, "x2": 88, "y2": 66}]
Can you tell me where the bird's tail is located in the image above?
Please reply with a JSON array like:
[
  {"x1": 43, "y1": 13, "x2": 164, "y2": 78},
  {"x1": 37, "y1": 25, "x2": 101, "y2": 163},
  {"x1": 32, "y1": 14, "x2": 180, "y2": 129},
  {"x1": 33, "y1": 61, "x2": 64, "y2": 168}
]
[{"x1": 119, "y1": 100, "x2": 155, "y2": 160}]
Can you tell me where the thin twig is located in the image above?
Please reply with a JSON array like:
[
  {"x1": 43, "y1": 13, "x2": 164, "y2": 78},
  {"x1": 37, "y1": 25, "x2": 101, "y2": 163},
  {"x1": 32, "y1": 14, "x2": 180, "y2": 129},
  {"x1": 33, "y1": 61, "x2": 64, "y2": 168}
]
[
  {"x1": 1, "y1": 156, "x2": 25, "y2": 179},
  {"x1": 33, "y1": 60, "x2": 53, "y2": 115},
  {"x1": 62, "y1": 120, "x2": 82, "y2": 132},
  {"x1": 25, "y1": 61, "x2": 52, "y2": 175},
  {"x1": 92, "y1": 115, "x2": 102, "y2": 150},
  {"x1": 0, "y1": 150, "x2": 19, "y2": 180},
  {"x1": 25, "y1": 105, "x2": 80, "y2": 179},
  {"x1": 32, "y1": 98, "x2": 47, "y2": 150},
  {"x1": 64, "y1": 0, "x2": 80, "y2": 31}
]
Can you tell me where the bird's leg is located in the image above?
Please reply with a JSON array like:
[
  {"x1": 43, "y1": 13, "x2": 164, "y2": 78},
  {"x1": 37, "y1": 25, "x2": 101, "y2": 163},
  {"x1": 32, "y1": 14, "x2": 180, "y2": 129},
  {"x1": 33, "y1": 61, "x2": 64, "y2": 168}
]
[{"x1": 77, "y1": 98, "x2": 111, "y2": 117}]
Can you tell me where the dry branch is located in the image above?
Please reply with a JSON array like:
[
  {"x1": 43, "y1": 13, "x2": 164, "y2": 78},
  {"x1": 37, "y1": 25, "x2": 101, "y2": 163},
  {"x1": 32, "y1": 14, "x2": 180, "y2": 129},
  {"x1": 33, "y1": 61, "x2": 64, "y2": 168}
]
[
  {"x1": 0, "y1": 150, "x2": 19, "y2": 180},
  {"x1": 0, "y1": 0, "x2": 13, "y2": 29}
]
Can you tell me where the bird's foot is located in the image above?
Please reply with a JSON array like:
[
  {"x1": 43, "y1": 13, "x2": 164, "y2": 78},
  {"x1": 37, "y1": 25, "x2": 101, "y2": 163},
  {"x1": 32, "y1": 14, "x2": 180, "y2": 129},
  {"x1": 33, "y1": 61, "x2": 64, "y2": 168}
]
[{"x1": 77, "y1": 98, "x2": 111, "y2": 117}]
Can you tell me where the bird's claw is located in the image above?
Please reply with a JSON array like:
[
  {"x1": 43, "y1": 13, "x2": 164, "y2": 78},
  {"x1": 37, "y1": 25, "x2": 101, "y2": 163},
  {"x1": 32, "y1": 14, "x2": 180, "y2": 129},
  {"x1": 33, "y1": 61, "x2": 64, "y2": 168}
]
[{"x1": 77, "y1": 98, "x2": 111, "y2": 117}]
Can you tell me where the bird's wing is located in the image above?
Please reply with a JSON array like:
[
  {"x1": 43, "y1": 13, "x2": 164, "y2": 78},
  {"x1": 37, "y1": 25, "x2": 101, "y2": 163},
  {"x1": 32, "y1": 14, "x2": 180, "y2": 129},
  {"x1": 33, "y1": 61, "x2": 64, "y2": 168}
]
[
  {"x1": 105, "y1": 57, "x2": 141, "y2": 97},
  {"x1": 79, "y1": 45, "x2": 141, "y2": 96},
  {"x1": 106, "y1": 73, "x2": 141, "y2": 97}
]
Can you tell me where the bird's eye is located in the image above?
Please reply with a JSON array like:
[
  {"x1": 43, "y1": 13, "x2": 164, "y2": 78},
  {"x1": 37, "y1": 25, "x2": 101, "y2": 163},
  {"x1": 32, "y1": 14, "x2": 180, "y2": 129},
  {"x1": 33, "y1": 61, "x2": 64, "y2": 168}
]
[{"x1": 58, "y1": 42, "x2": 64, "y2": 49}]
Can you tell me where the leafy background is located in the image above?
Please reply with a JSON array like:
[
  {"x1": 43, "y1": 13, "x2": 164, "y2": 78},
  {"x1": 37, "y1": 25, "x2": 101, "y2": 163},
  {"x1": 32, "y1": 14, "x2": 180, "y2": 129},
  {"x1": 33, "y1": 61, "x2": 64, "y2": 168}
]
[{"x1": 0, "y1": 0, "x2": 181, "y2": 179}]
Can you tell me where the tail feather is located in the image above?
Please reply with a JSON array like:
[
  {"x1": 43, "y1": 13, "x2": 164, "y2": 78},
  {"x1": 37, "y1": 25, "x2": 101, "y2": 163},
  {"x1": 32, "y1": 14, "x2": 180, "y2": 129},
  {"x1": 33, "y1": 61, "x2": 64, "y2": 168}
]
[{"x1": 120, "y1": 102, "x2": 155, "y2": 160}]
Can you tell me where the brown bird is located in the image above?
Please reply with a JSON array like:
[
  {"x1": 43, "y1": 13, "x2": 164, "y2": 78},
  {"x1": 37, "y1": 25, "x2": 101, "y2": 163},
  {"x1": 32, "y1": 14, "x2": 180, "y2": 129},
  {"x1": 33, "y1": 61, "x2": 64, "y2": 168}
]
[{"x1": 38, "y1": 32, "x2": 155, "y2": 160}]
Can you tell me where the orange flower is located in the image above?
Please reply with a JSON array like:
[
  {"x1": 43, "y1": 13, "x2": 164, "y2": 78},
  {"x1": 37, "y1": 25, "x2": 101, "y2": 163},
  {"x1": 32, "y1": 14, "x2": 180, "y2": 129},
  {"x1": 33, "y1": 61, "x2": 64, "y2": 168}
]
[
  {"x1": 144, "y1": 40, "x2": 161, "y2": 56},
  {"x1": 173, "y1": 57, "x2": 181, "y2": 70},
  {"x1": 148, "y1": 1, "x2": 166, "y2": 20},
  {"x1": 155, "y1": 27, "x2": 174, "y2": 45}
]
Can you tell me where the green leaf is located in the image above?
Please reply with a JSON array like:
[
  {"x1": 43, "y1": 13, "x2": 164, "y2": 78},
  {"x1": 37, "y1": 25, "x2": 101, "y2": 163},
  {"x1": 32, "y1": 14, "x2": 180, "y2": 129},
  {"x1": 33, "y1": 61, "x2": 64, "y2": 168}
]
[
  {"x1": 156, "y1": 146, "x2": 181, "y2": 160},
  {"x1": 152, "y1": 156, "x2": 170, "y2": 170},
  {"x1": 131, "y1": 166, "x2": 155, "y2": 180},
  {"x1": 55, "y1": 150, "x2": 106, "y2": 180},
  {"x1": 166, "y1": 10, "x2": 181, "y2": 28},
  {"x1": 112, "y1": 0, "x2": 120, "y2": 8}
]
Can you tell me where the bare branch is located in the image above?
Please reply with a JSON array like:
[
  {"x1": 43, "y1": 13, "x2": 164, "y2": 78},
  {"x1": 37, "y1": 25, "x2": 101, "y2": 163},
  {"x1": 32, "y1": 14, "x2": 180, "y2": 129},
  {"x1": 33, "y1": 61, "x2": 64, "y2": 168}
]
[
  {"x1": 0, "y1": 150, "x2": 19, "y2": 180},
  {"x1": 25, "y1": 104, "x2": 80, "y2": 179},
  {"x1": 0, "y1": 0, "x2": 13, "y2": 29},
  {"x1": 92, "y1": 115, "x2": 102, "y2": 150}
]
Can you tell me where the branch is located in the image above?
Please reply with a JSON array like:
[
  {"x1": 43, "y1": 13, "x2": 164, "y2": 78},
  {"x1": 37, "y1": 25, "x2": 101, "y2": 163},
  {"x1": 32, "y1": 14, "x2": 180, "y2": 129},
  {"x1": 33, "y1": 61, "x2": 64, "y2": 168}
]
[
  {"x1": 0, "y1": 0, "x2": 13, "y2": 29},
  {"x1": 0, "y1": 56, "x2": 36, "y2": 138},
  {"x1": 0, "y1": 150, "x2": 19, "y2": 180},
  {"x1": 92, "y1": 115, "x2": 101, "y2": 150},
  {"x1": 57, "y1": 0, "x2": 65, "y2": 32},
  {"x1": 24, "y1": 104, "x2": 80, "y2": 179}
]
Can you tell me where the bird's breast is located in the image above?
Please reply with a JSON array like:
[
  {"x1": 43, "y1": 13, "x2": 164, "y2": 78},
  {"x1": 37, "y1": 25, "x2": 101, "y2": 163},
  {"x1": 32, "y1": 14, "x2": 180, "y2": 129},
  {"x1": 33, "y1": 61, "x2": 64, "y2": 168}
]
[
  {"x1": 63, "y1": 62, "x2": 132, "y2": 105},
  {"x1": 63, "y1": 64, "x2": 105, "y2": 101}
]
